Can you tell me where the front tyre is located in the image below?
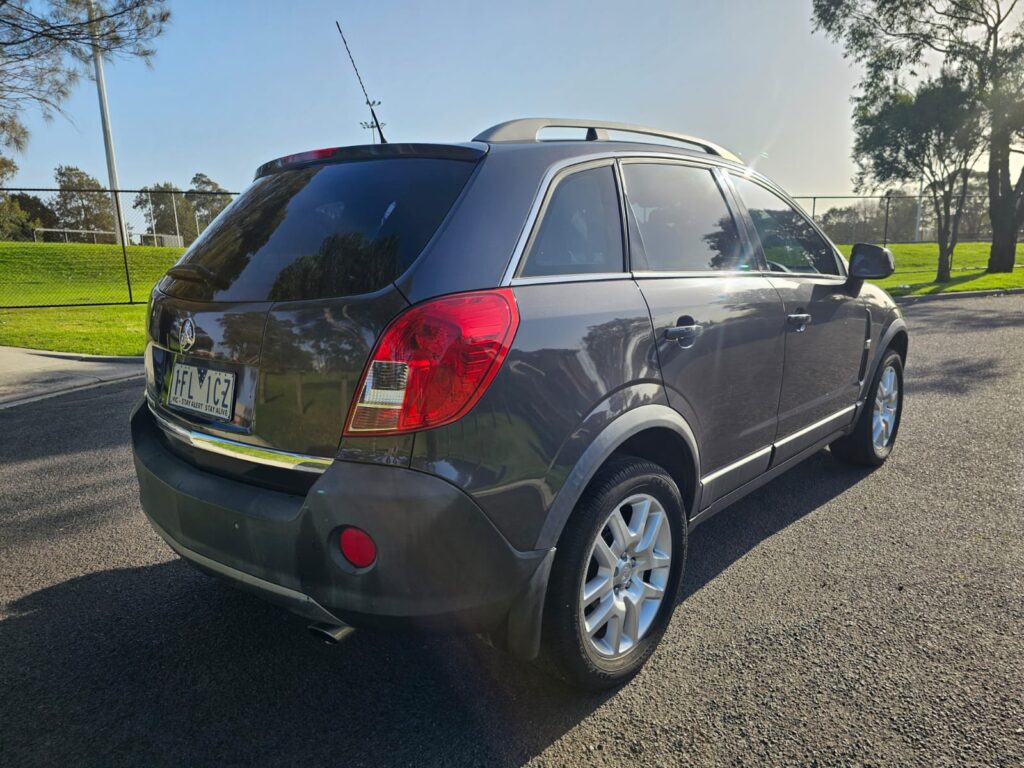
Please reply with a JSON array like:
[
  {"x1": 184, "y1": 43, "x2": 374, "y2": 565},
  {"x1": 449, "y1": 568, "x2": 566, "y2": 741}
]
[
  {"x1": 831, "y1": 349, "x2": 904, "y2": 466},
  {"x1": 540, "y1": 457, "x2": 686, "y2": 690}
]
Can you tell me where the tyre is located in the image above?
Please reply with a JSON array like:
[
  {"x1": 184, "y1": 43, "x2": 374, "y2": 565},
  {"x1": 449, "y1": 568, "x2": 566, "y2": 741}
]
[
  {"x1": 830, "y1": 349, "x2": 904, "y2": 466},
  {"x1": 540, "y1": 456, "x2": 686, "y2": 690}
]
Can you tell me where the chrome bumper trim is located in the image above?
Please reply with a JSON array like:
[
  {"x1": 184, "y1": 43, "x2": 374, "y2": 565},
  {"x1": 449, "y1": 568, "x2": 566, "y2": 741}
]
[
  {"x1": 147, "y1": 402, "x2": 333, "y2": 474},
  {"x1": 147, "y1": 518, "x2": 346, "y2": 626}
]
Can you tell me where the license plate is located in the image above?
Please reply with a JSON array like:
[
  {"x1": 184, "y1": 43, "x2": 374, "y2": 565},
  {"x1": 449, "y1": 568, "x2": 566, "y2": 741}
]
[{"x1": 168, "y1": 363, "x2": 235, "y2": 420}]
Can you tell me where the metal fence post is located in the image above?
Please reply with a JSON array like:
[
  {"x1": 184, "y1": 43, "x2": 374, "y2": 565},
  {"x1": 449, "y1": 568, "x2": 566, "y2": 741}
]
[
  {"x1": 883, "y1": 195, "x2": 891, "y2": 246},
  {"x1": 170, "y1": 191, "x2": 181, "y2": 244},
  {"x1": 811, "y1": 197, "x2": 817, "y2": 219},
  {"x1": 113, "y1": 190, "x2": 134, "y2": 303},
  {"x1": 147, "y1": 190, "x2": 156, "y2": 247}
]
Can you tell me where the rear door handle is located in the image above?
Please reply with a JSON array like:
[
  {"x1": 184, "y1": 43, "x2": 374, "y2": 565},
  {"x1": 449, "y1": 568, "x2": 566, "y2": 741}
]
[
  {"x1": 665, "y1": 323, "x2": 704, "y2": 342},
  {"x1": 787, "y1": 313, "x2": 812, "y2": 332}
]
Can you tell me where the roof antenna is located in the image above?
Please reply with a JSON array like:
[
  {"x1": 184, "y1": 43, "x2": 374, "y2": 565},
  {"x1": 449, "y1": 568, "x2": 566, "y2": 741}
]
[{"x1": 335, "y1": 20, "x2": 387, "y2": 144}]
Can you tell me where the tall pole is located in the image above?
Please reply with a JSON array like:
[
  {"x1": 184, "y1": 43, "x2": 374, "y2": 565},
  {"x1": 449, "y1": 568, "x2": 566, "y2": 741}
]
[{"x1": 88, "y1": 0, "x2": 127, "y2": 246}]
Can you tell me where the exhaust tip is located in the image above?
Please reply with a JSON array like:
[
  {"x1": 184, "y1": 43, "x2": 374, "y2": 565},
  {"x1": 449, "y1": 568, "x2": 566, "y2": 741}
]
[{"x1": 307, "y1": 622, "x2": 355, "y2": 645}]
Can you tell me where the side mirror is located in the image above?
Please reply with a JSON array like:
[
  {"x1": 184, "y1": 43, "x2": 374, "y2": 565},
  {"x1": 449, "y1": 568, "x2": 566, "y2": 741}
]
[{"x1": 848, "y1": 243, "x2": 895, "y2": 280}]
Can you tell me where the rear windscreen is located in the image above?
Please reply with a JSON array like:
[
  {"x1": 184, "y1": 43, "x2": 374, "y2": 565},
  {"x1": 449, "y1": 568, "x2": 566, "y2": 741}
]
[{"x1": 160, "y1": 158, "x2": 477, "y2": 302}]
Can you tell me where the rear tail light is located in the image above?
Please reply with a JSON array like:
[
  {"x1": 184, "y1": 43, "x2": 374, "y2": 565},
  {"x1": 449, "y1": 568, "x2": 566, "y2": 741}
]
[{"x1": 344, "y1": 289, "x2": 519, "y2": 435}]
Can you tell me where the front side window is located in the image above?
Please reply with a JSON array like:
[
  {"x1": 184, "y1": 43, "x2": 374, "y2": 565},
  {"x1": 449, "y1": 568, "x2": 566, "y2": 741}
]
[
  {"x1": 623, "y1": 163, "x2": 750, "y2": 272},
  {"x1": 520, "y1": 165, "x2": 624, "y2": 278},
  {"x1": 731, "y1": 175, "x2": 841, "y2": 276}
]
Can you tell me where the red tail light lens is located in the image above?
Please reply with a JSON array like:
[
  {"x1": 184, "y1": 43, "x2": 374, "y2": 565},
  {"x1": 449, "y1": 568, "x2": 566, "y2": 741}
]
[{"x1": 344, "y1": 289, "x2": 519, "y2": 435}]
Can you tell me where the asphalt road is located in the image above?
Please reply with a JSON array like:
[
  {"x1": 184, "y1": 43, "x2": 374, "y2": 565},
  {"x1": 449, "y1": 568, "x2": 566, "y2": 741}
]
[{"x1": 1, "y1": 295, "x2": 1022, "y2": 767}]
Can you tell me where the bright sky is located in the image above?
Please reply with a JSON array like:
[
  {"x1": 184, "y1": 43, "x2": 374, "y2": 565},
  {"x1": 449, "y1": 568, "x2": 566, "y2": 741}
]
[{"x1": 8, "y1": 0, "x2": 863, "y2": 196}]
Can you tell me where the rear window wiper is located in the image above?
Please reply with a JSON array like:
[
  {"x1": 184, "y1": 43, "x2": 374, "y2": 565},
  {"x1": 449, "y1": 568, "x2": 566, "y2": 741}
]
[{"x1": 166, "y1": 263, "x2": 228, "y2": 290}]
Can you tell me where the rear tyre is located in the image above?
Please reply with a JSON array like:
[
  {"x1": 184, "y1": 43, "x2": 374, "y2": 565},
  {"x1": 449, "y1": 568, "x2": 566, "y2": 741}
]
[
  {"x1": 830, "y1": 349, "x2": 904, "y2": 466},
  {"x1": 539, "y1": 457, "x2": 686, "y2": 690}
]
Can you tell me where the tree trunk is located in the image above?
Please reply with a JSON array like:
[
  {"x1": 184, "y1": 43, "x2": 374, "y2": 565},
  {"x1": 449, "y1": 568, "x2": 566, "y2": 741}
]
[
  {"x1": 936, "y1": 243, "x2": 952, "y2": 283},
  {"x1": 933, "y1": 191, "x2": 952, "y2": 284},
  {"x1": 986, "y1": 127, "x2": 1018, "y2": 273}
]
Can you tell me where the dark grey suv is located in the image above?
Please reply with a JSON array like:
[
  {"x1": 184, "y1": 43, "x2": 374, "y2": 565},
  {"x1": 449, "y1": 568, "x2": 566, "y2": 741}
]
[{"x1": 131, "y1": 119, "x2": 908, "y2": 689}]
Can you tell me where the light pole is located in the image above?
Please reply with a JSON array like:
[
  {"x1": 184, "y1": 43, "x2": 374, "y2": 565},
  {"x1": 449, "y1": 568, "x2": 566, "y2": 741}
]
[
  {"x1": 360, "y1": 100, "x2": 384, "y2": 144},
  {"x1": 87, "y1": 0, "x2": 127, "y2": 246},
  {"x1": 360, "y1": 120, "x2": 386, "y2": 144}
]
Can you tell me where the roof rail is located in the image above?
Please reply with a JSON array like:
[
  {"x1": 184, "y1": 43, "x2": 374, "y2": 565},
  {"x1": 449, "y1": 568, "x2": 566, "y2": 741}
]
[{"x1": 472, "y1": 118, "x2": 742, "y2": 163}]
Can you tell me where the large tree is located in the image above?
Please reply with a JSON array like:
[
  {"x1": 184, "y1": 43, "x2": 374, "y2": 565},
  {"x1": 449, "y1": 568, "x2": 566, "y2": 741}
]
[
  {"x1": 185, "y1": 173, "x2": 233, "y2": 231},
  {"x1": 0, "y1": 1, "x2": 169, "y2": 167},
  {"x1": 49, "y1": 164, "x2": 114, "y2": 238},
  {"x1": 813, "y1": 0, "x2": 1024, "y2": 273},
  {"x1": 853, "y1": 75, "x2": 986, "y2": 282}
]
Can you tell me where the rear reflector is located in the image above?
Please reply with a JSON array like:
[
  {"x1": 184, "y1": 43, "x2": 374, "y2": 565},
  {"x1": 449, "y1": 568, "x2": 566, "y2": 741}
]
[
  {"x1": 339, "y1": 527, "x2": 376, "y2": 568},
  {"x1": 344, "y1": 289, "x2": 519, "y2": 435}
]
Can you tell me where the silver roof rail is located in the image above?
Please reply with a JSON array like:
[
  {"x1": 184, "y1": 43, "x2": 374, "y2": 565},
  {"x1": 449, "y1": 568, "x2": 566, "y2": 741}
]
[{"x1": 473, "y1": 118, "x2": 742, "y2": 163}]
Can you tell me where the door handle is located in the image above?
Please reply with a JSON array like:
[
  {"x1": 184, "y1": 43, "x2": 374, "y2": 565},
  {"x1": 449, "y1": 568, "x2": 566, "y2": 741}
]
[
  {"x1": 665, "y1": 323, "x2": 705, "y2": 343},
  {"x1": 787, "y1": 313, "x2": 812, "y2": 332}
]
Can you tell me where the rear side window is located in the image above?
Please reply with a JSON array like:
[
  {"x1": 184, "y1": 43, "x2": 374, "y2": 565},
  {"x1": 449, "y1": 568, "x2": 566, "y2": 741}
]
[
  {"x1": 520, "y1": 165, "x2": 623, "y2": 278},
  {"x1": 731, "y1": 175, "x2": 840, "y2": 276},
  {"x1": 161, "y1": 158, "x2": 476, "y2": 302},
  {"x1": 622, "y1": 163, "x2": 750, "y2": 272}
]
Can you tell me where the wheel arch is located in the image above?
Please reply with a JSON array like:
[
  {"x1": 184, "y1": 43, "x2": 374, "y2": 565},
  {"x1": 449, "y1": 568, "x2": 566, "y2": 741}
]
[
  {"x1": 864, "y1": 317, "x2": 908, "y2": 399},
  {"x1": 534, "y1": 404, "x2": 701, "y2": 551}
]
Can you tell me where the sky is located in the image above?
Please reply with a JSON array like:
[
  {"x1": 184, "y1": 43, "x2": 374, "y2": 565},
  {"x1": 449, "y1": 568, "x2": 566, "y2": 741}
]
[{"x1": 7, "y1": 0, "x2": 864, "y2": 196}]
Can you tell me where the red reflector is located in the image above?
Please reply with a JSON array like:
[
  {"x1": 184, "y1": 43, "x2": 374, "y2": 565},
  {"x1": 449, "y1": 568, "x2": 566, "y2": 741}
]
[
  {"x1": 339, "y1": 527, "x2": 376, "y2": 568},
  {"x1": 344, "y1": 289, "x2": 519, "y2": 435}
]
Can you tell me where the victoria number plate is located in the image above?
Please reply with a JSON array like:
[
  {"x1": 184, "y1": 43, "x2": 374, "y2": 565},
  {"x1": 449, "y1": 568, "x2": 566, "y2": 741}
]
[{"x1": 168, "y1": 363, "x2": 235, "y2": 420}]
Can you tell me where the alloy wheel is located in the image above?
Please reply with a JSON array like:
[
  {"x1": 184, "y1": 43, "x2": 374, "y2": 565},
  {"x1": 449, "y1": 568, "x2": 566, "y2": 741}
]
[
  {"x1": 579, "y1": 493, "x2": 673, "y2": 659},
  {"x1": 872, "y1": 364, "x2": 900, "y2": 451}
]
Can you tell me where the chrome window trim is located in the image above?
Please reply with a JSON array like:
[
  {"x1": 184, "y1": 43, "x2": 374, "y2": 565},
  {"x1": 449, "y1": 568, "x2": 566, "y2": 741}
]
[
  {"x1": 148, "y1": 402, "x2": 333, "y2": 474},
  {"x1": 700, "y1": 445, "x2": 773, "y2": 485},
  {"x1": 632, "y1": 270, "x2": 767, "y2": 280},
  {"x1": 774, "y1": 405, "x2": 856, "y2": 448},
  {"x1": 510, "y1": 272, "x2": 630, "y2": 287},
  {"x1": 499, "y1": 150, "x2": 747, "y2": 286}
]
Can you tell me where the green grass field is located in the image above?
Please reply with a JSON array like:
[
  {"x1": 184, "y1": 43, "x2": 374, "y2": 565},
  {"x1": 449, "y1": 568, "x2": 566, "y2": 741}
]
[
  {"x1": 1, "y1": 240, "x2": 1021, "y2": 356},
  {"x1": 835, "y1": 242, "x2": 1024, "y2": 297},
  {"x1": 0, "y1": 240, "x2": 183, "y2": 306}
]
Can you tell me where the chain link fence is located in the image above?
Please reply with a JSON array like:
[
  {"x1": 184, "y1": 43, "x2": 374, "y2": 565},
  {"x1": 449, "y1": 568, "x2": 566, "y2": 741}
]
[
  {"x1": 0, "y1": 186, "x2": 237, "y2": 308},
  {"x1": 792, "y1": 194, "x2": 994, "y2": 246},
  {"x1": 0, "y1": 187, "x2": 1010, "y2": 309}
]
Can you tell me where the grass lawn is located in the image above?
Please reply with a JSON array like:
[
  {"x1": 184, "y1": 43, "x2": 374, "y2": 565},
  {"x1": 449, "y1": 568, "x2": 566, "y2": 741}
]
[
  {"x1": 0, "y1": 240, "x2": 1021, "y2": 355},
  {"x1": 0, "y1": 304, "x2": 149, "y2": 356},
  {"x1": 835, "y1": 242, "x2": 1024, "y2": 296},
  {"x1": 0, "y1": 240, "x2": 182, "y2": 307}
]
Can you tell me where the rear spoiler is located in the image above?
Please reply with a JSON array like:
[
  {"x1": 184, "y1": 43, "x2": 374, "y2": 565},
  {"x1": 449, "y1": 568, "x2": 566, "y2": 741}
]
[{"x1": 254, "y1": 143, "x2": 487, "y2": 179}]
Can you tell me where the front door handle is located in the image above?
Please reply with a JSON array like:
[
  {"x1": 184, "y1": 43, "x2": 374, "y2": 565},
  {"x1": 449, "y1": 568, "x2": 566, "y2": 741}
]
[
  {"x1": 787, "y1": 313, "x2": 812, "y2": 332},
  {"x1": 665, "y1": 323, "x2": 705, "y2": 346}
]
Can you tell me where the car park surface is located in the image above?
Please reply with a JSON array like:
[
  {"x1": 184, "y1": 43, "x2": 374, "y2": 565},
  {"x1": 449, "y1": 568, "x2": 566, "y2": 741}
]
[{"x1": 1, "y1": 294, "x2": 1020, "y2": 766}]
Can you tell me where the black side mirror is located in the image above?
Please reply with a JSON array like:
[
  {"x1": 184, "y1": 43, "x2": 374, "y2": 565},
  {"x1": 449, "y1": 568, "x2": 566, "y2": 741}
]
[{"x1": 848, "y1": 243, "x2": 895, "y2": 280}]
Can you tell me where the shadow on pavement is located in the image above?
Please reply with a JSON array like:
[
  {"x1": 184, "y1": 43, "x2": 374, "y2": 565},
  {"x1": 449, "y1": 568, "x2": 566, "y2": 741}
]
[{"x1": 0, "y1": 450, "x2": 872, "y2": 768}]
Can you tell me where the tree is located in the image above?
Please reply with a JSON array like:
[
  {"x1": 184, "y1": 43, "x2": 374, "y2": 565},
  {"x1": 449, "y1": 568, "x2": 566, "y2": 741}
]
[
  {"x1": 0, "y1": 1, "x2": 169, "y2": 172},
  {"x1": 9, "y1": 192, "x2": 58, "y2": 229},
  {"x1": 49, "y1": 164, "x2": 114, "y2": 239},
  {"x1": 0, "y1": 156, "x2": 39, "y2": 239},
  {"x1": 132, "y1": 182, "x2": 199, "y2": 245},
  {"x1": 186, "y1": 173, "x2": 233, "y2": 232},
  {"x1": 812, "y1": 0, "x2": 1024, "y2": 273},
  {"x1": 853, "y1": 75, "x2": 986, "y2": 282}
]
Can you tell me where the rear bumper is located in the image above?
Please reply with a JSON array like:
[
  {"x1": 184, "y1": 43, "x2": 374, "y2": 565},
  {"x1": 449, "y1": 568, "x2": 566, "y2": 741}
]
[{"x1": 130, "y1": 400, "x2": 549, "y2": 633}]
